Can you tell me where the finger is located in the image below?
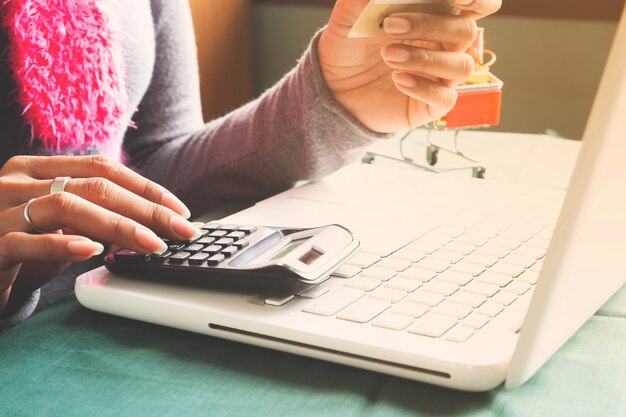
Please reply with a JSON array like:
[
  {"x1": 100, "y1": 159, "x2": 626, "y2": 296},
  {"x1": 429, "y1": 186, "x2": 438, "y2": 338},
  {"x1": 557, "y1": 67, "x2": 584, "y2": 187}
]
[
  {"x1": 63, "y1": 177, "x2": 200, "y2": 241},
  {"x1": 391, "y1": 72, "x2": 458, "y2": 120},
  {"x1": 2, "y1": 194, "x2": 168, "y2": 255},
  {"x1": 0, "y1": 232, "x2": 103, "y2": 270},
  {"x1": 381, "y1": 44, "x2": 474, "y2": 83},
  {"x1": 2, "y1": 155, "x2": 191, "y2": 219},
  {"x1": 383, "y1": 13, "x2": 477, "y2": 51},
  {"x1": 454, "y1": 0, "x2": 502, "y2": 19}
]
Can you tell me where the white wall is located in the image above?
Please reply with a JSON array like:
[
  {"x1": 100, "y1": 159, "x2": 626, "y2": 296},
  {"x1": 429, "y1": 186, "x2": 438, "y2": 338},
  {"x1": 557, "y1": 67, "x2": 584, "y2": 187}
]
[{"x1": 253, "y1": 4, "x2": 618, "y2": 139}]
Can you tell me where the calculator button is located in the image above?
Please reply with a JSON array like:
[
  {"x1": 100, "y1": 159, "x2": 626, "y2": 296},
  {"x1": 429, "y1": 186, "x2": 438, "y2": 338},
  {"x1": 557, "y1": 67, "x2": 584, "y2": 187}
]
[
  {"x1": 167, "y1": 242, "x2": 186, "y2": 251},
  {"x1": 226, "y1": 231, "x2": 246, "y2": 240},
  {"x1": 220, "y1": 224, "x2": 239, "y2": 232},
  {"x1": 221, "y1": 246, "x2": 239, "y2": 257},
  {"x1": 169, "y1": 252, "x2": 191, "y2": 263},
  {"x1": 188, "y1": 252, "x2": 211, "y2": 265},
  {"x1": 115, "y1": 249, "x2": 151, "y2": 263},
  {"x1": 215, "y1": 238, "x2": 235, "y2": 246},
  {"x1": 207, "y1": 254, "x2": 226, "y2": 265},
  {"x1": 196, "y1": 237, "x2": 216, "y2": 245},
  {"x1": 184, "y1": 244, "x2": 204, "y2": 252},
  {"x1": 238, "y1": 225, "x2": 257, "y2": 234},
  {"x1": 202, "y1": 222, "x2": 221, "y2": 231},
  {"x1": 209, "y1": 230, "x2": 228, "y2": 238},
  {"x1": 233, "y1": 239, "x2": 249, "y2": 249},
  {"x1": 151, "y1": 251, "x2": 172, "y2": 263},
  {"x1": 202, "y1": 245, "x2": 223, "y2": 255}
]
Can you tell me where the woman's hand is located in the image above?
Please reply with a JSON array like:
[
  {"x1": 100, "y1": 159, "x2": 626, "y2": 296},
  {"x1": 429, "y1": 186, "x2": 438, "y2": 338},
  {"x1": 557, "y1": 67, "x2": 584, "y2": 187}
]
[
  {"x1": 0, "y1": 155, "x2": 200, "y2": 313},
  {"x1": 318, "y1": 0, "x2": 502, "y2": 133}
]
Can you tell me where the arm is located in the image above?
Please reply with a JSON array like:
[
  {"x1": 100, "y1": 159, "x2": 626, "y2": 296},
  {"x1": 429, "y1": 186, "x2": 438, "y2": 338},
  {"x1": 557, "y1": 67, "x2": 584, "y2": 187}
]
[{"x1": 124, "y1": 0, "x2": 392, "y2": 217}]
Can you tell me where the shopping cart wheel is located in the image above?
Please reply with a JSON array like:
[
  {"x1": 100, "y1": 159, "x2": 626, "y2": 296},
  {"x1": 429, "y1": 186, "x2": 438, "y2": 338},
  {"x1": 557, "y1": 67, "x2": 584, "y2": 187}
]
[
  {"x1": 362, "y1": 153, "x2": 376, "y2": 165},
  {"x1": 427, "y1": 145, "x2": 439, "y2": 166},
  {"x1": 473, "y1": 166, "x2": 486, "y2": 179}
]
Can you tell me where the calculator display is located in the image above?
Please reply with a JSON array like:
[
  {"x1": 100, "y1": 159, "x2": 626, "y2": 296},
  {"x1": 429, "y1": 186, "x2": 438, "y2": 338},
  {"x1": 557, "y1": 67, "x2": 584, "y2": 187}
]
[
  {"x1": 269, "y1": 238, "x2": 307, "y2": 261},
  {"x1": 298, "y1": 248, "x2": 323, "y2": 265}
]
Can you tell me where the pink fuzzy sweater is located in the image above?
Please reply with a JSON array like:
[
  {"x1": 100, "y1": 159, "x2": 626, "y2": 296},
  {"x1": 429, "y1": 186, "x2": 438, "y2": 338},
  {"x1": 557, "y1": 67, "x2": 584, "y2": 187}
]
[{"x1": 0, "y1": 0, "x2": 388, "y2": 327}]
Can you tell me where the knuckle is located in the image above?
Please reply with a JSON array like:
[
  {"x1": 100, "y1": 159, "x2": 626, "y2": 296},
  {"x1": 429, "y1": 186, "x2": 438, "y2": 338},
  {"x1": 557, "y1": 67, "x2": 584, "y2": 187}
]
[
  {"x1": 86, "y1": 177, "x2": 118, "y2": 202},
  {"x1": 0, "y1": 233, "x2": 17, "y2": 260},
  {"x1": 105, "y1": 214, "x2": 125, "y2": 238},
  {"x1": 443, "y1": 87, "x2": 458, "y2": 110},
  {"x1": 145, "y1": 203, "x2": 167, "y2": 227},
  {"x1": 48, "y1": 191, "x2": 75, "y2": 212},
  {"x1": 460, "y1": 17, "x2": 478, "y2": 42},
  {"x1": 413, "y1": 14, "x2": 433, "y2": 37},
  {"x1": 414, "y1": 48, "x2": 431, "y2": 67},
  {"x1": 2, "y1": 155, "x2": 31, "y2": 173},
  {"x1": 87, "y1": 155, "x2": 119, "y2": 177},
  {"x1": 459, "y1": 54, "x2": 475, "y2": 79}
]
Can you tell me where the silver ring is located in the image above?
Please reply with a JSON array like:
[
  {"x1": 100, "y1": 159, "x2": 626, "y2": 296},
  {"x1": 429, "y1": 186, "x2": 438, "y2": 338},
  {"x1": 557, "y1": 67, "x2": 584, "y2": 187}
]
[
  {"x1": 50, "y1": 176, "x2": 71, "y2": 194},
  {"x1": 24, "y1": 198, "x2": 46, "y2": 234}
]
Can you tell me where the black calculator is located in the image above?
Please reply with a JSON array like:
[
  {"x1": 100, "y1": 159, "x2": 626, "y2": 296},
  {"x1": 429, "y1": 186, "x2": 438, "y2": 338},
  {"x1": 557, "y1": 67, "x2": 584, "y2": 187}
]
[{"x1": 105, "y1": 222, "x2": 360, "y2": 287}]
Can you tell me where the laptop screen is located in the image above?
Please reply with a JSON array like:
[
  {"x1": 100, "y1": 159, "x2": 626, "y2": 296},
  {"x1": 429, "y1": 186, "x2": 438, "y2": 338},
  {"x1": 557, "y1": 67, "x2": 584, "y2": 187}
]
[{"x1": 506, "y1": 5, "x2": 626, "y2": 388}]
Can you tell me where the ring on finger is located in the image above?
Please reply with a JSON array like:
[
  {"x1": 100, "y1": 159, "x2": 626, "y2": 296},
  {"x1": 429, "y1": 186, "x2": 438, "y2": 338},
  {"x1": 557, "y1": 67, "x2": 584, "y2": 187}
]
[
  {"x1": 50, "y1": 176, "x2": 71, "y2": 194},
  {"x1": 23, "y1": 198, "x2": 47, "y2": 234}
]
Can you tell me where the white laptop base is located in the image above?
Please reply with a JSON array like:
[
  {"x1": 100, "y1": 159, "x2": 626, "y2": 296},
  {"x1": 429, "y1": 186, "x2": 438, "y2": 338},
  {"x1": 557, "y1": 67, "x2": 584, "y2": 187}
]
[
  {"x1": 76, "y1": 7, "x2": 626, "y2": 392},
  {"x1": 76, "y1": 165, "x2": 564, "y2": 391}
]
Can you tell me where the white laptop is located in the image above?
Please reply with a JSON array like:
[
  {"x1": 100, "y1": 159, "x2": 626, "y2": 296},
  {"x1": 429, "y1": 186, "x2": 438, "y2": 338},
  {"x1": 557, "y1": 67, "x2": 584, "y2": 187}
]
[{"x1": 75, "y1": 9, "x2": 626, "y2": 391}]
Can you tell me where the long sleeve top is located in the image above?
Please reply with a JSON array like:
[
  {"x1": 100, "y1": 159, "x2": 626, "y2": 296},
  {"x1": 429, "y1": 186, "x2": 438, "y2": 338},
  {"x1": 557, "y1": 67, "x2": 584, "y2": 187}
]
[{"x1": 0, "y1": 0, "x2": 390, "y2": 329}]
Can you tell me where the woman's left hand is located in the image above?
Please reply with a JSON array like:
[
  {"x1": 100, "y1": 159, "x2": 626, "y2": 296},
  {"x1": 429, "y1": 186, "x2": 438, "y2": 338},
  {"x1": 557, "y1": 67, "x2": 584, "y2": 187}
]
[{"x1": 318, "y1": 0, "x2": 502, "y2": 133}]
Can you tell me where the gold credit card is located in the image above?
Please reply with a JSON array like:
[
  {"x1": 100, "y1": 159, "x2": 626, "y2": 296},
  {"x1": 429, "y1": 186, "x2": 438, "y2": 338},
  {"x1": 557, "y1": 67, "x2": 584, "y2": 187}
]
[{"x1": 349, "y1": 0, "x2": 460, "y2": 38}]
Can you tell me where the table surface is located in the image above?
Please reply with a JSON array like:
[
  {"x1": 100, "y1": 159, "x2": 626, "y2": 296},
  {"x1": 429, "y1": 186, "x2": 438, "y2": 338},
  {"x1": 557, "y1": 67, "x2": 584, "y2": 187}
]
[{"x1": 1, "y1": 132, "x2": 625, "y2": 417}]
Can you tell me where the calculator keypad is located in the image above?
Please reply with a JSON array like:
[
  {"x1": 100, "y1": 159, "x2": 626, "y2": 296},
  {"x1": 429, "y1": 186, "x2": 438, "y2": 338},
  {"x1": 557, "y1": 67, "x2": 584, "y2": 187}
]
[{"x1": 114, "y1": 223, "x2": 256, "y2": 267}]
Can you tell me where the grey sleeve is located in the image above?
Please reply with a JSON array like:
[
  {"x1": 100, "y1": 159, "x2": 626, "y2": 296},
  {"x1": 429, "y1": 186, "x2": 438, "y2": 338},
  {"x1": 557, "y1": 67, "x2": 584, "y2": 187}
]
[
  {"x1": 125, "y1": 0, "x2": 393, "y2": 216},
  {"x1": 0, "y1": 289, "x2": 40, "y2": 331}
]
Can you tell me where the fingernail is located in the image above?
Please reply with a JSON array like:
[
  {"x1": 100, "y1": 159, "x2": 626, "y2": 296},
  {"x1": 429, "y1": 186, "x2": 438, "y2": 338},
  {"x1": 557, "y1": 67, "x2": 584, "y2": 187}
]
[
  {"x1": 455, "y1": 0, "x2": 474, "y2": 5},
  {"x1": 383, "y1": 17, "x2": 411, "y2": 35},
  {"x1": 392, "y1": 72, "x2": 417, "y2": 88},
  {"x1": 170, "y1": 216, "x2": 202, "y2": 240},
  {"x1": 135, "y1": 227, "x2": 168, "y2": 254},
  {"x1": 381, "y1": 44, "x2": 411, "y2": 63},
  {"x1": 162, "y1": 192, "x2": 191, "y2": 219},
  {"x1": 68, "y1": 241, "x2": 105, "y2": 257}
]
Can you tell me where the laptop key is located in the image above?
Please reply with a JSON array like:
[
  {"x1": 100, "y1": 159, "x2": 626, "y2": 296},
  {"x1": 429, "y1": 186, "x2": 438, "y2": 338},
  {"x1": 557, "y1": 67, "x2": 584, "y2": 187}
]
[
  {"x1": 360, "y1": 267, "x2": 397, "y2": 282},
  {"x1": 399, "y1": 266, "x2": 437, "y2": 282},
  {"x1": 337, "y1": 298, "x2": 390, "y2": 323},
  {"x1": 476, "y1": 271, "x2": 512, "y2": 287},
  {"x1": 477, "y1": 302, "x2": 504, "y2": 317},
  {"x1": 302, "y1": 287, "x2": 364, "y2": 316},
  {"x1": 462, "y1": 312, "x2": 490, "y2": 330},
  {"x1": 433, "y1": 301, "x2": 472, "y2": 320},
  {"x1": 369, "y1": 287, "x2": 407, "y2": 303},
  {"x1": 445, "y1": 326, "x2": 475, "y2": 343},
  {"x1": 384, "y1": 277, "x2": 422, "y2": 293},
  {"x1": 447, "y1": 291, "x2": 486, "y2": 308},
  {"x1": 344, "y1": 277, "x2": 381, "y2": 292},
  {"x1": 377, "y1": 258, "x2": 412, "y2": 272},
  {"x1": 408, "y1": 313, "x2": 457, "y2": 338},
  {"x1": 372, "y1": 312, "x2": 414, "y2": 330},
  {"x1": 491, "y1": 291, "x2": 518, "y2": 306},
  {"x1": 390, "y1": 301, "x2": 430, "y2": 318},
  {"x1": 346, "y1": 252, "x2": 380, "y2": 269},
  {"x1": 406, "y1": 290, "x2": 445, "y2": 307},
  {"x1": 331, "y1": 264, "x2": 361, "y2": 279}
]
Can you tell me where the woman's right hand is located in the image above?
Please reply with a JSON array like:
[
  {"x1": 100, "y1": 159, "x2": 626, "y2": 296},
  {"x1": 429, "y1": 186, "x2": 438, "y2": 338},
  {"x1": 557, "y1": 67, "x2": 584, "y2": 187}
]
[{"x1": 0, "y1": 155, "x2": 201, "y2": 313}]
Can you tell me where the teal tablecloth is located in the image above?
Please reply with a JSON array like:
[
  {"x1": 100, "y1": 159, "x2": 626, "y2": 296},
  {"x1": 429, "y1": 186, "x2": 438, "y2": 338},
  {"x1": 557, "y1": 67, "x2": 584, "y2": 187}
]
[{"x1": 1, "y1": 284, "x2": 625, "y2": 417}]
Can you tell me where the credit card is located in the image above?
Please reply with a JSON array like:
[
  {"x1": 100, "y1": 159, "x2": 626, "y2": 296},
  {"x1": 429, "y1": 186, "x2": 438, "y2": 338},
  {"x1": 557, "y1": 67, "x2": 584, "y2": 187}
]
[{"x1": 349, "y1": 0, "x2": 460, "y2": 38}]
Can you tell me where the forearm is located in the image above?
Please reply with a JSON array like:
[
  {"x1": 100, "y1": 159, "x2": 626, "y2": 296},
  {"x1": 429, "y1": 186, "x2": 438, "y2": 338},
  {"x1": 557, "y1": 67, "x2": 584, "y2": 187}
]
[{"x1": 137, "y1": 31, "x2": 392, "y2": 216}]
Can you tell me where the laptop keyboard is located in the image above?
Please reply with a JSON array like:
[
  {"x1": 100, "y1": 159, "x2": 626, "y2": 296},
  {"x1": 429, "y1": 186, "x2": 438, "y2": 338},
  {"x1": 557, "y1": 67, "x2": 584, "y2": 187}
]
[{"x1": 293, "y1": 186, "x2": 562, "y2": 344}]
